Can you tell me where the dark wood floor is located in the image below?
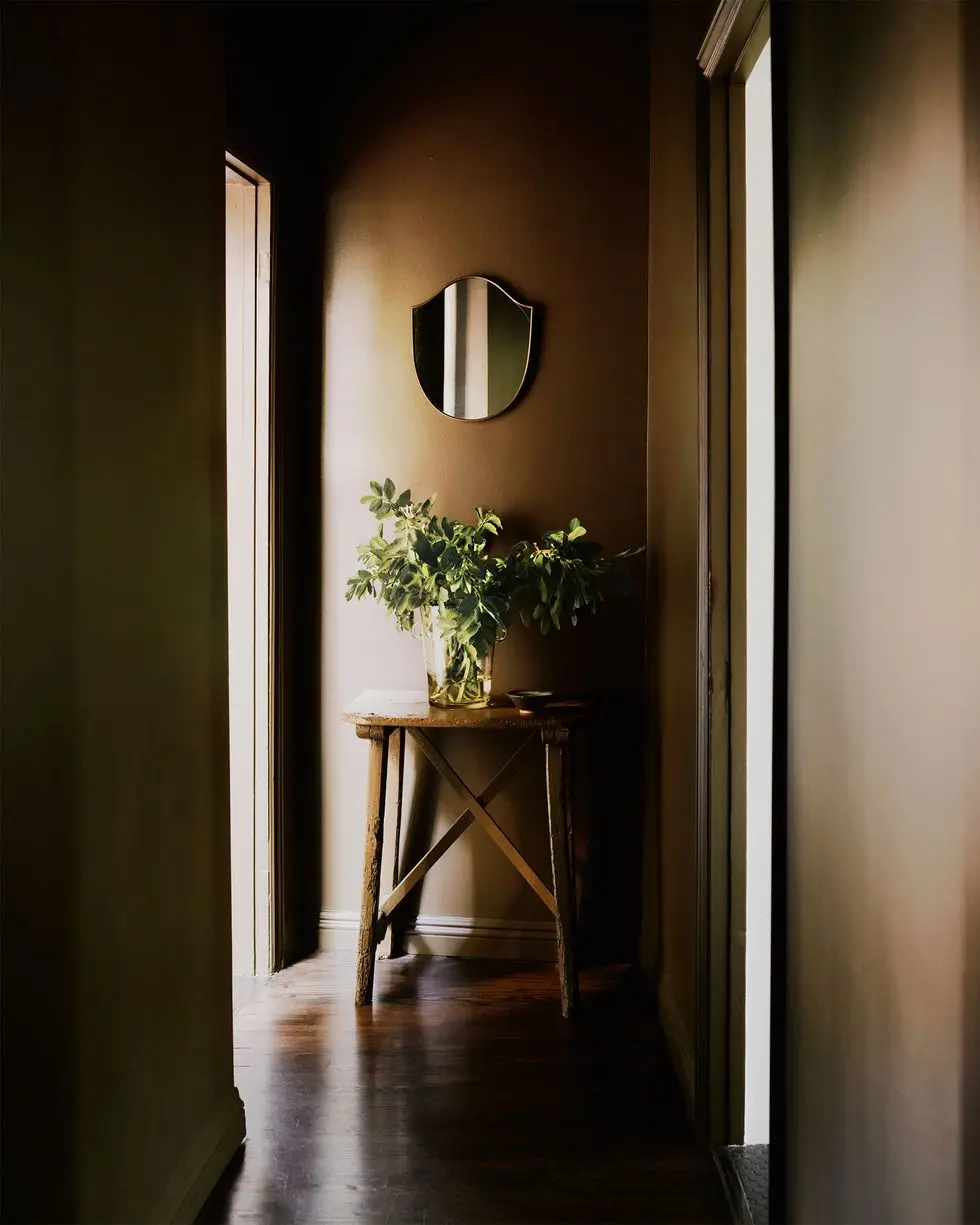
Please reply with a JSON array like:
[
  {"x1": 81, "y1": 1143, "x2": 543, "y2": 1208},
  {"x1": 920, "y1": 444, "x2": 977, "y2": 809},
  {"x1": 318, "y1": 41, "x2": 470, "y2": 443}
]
[{"x1": 199, "y1": 952, "x2": 729, "y2": 1225}]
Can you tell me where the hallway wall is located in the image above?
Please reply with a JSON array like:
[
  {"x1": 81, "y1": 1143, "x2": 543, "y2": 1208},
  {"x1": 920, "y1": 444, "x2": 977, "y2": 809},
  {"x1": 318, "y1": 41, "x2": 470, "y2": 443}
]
[
  {"x1": 782, "y1": 2, "x2": 980, "y2": 1219},
  {"x1": 313, "y1": 1, "x2": 651, "y2": 960},
  {"x1": 642, "y1": 0, "x2": 718, "y2": 1103},
  {"x1": 1, "y1": 4, "x2": 242, "y2": 1219}
]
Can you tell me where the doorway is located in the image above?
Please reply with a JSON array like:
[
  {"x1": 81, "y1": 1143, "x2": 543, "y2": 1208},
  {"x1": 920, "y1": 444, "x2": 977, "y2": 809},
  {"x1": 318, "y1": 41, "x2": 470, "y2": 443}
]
[
  {"x1": 225, "y1": 153, "x2": 274, "y2": 989},
  {"x1": 695, "y1": 2, "x2": 781, "y2": 1222}
]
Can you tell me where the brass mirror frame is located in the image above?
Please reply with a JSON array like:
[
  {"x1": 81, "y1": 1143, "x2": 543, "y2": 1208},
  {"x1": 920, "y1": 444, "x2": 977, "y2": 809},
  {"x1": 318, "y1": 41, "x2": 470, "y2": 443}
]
[{"x1": 411, "y1": 275, "x2": 538, "y2": 421}]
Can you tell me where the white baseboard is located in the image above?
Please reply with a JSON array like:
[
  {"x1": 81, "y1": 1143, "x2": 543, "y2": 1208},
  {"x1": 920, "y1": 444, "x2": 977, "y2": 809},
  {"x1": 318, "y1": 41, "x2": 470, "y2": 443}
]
[
  {"x1": 319, "y1": 909, "x2": 556, "y2": 961},
  {"x1": 148, "y1": 1088, "x2": 246, "y2": 1224},
  {"x1": 658, "y1": 972, "x2": 696, "y2": 1120}
]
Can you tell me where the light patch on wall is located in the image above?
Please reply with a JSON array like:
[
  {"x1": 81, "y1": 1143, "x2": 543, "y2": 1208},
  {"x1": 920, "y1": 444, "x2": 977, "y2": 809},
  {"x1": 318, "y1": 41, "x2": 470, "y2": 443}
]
[
  {"x1": 324, "y1": 238, "x2": 382, "y2": 446},
  {"x1": 786, "y1": 10, "x2": 970, "y2": 1219}
]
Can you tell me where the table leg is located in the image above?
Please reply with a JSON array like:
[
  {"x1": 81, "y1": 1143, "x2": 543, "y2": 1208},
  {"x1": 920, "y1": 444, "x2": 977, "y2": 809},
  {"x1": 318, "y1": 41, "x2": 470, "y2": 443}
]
[
  {"x1": 544, "y1": 729, "x2": 580, "y2": 1017},
  {"x1": 564, "y1": 733, "x2": 578, "y2": 916},
  {"x1": 392, "y1": 727, "x2": 406, "y2": 891},
  {"x1": 380, "y1": 729, "x2": 406, "y2": 960},
  {"x1": 355, "y1": 725, "x2": 390, "y2": 1004}
]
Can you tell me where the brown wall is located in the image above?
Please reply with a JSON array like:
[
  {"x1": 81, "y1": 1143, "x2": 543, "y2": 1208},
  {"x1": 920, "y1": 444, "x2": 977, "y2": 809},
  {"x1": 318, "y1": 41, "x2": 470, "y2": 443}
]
[
  {"x1": 1, "y1": 4, "x2": 243, "y2": 1219},
  {"x1": 783, "y1": 2, "x2": 980, "y2": 1219},
  {"x1": 642, "y1": 0, "x2": 717, "y2": 1094},
  {"x1": 313, "y1": 2, "x2": 651, "y2": 959}
]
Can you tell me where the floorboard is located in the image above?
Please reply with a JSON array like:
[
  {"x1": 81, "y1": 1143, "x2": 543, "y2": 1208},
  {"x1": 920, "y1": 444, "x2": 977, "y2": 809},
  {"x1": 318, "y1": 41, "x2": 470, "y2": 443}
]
[{"x1": 199, "y1": 952, "x2": 729, "y2": 1225}]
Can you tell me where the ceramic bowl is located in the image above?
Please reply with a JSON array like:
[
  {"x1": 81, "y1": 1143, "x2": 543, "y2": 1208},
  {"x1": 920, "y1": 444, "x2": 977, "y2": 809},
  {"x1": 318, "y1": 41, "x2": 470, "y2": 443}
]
[{"x1": 507, "y1": 689, "x2": 556, "y2": 713}]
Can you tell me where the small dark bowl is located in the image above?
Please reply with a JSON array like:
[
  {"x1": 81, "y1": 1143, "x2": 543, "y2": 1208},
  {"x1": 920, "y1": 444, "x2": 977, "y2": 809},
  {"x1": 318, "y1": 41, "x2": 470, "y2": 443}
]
[{"x1": 507, "y1": 689, "x2": 556, "y2": 713}]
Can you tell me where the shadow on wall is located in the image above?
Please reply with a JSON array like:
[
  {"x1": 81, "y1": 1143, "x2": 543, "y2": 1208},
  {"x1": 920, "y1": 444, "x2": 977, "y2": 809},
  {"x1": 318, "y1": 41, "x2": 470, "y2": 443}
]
[
  {"x1": 221, "y1": 6, "x2": 439, "y2": 964},
  {"x1": 275, "y1": 169, "x2": 328, "y2": 963},
  {"x1": 388, "y1": 744, "x2": 441, "y2": 955},
  {"x1": 1, "y1": 10, "x2": 79, "y2": 1215},
  {"x1": 225, "y1": 3, "x2": 332, "y2": 962},
  {"x1": 641, "y1": 554, "x2": 665, "y2": 977}
]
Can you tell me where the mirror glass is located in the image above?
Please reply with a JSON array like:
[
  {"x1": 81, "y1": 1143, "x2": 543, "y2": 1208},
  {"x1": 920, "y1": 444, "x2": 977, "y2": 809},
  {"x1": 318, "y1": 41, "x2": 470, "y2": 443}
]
[{"x1": 412, "y1": 276, "x2": 534, "y2": 420}]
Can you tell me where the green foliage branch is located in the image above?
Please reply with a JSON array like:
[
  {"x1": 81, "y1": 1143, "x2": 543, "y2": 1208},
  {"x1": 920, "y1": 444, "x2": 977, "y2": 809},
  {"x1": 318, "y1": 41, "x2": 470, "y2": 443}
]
[{"x1": 345, "y1": 479, "x2": 642, "y2": 702}]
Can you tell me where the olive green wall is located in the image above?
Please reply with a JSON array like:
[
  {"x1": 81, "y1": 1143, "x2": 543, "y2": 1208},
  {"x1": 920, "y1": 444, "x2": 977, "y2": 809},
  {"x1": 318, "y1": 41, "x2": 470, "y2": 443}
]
[
  {"x1": 315, "y1": 1, "x2": 651, "y2": 960},
  {"x1": 783, "y1": 2, "x2": 980, "y2": 1219},
  {"x1": 1, "y1": 3, "x2": 243, "y2": 1219}
]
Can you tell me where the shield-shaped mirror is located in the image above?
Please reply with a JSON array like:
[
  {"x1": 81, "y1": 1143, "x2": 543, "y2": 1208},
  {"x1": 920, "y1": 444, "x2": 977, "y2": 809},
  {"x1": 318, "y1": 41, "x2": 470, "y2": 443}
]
[{"x1": 412, "y1": 276, "x2": 535, "y2": 420}]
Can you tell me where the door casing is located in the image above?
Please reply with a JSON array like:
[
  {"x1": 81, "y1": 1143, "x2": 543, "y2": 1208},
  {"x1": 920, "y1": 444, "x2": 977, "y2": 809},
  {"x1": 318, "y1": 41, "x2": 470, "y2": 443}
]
[
  {"x1": 693, "y1": 13, "x2": 787, "y2": 1217},
  {"x1": 226, "y1": 150, "x2": 282, "y2": 975}
]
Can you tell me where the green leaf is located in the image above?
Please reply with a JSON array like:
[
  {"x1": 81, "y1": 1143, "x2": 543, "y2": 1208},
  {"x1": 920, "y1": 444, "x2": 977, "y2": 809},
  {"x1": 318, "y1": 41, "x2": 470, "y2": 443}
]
[{"x1": 347, "y1": 477, "x2": 640, "y2": 652}]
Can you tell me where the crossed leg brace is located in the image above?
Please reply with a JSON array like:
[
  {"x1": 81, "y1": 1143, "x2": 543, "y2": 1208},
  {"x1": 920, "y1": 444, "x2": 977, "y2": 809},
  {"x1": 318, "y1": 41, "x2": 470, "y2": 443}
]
[{"x1": 354, "y1": 723, "x2": 580, "y2": 1016}]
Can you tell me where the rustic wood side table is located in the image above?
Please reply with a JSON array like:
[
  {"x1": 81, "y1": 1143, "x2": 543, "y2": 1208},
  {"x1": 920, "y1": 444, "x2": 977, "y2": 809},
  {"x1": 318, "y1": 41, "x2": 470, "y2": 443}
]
[{"x1": 341, "y1": 689, "x2": 592, "y2": 1017}]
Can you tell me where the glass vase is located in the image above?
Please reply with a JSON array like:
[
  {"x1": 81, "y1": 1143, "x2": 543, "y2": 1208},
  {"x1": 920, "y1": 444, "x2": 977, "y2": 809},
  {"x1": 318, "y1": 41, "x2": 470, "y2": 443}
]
[{"x1": 415, "y1": 607, "x2": 497, "y2": 709}]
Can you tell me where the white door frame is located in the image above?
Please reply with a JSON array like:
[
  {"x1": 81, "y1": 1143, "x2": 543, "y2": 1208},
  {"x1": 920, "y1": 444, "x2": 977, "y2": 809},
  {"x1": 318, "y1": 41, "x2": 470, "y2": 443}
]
[
  {"x1": 694, "y1": 0, "x2": 776, "y2": 1147},
  {"x1": 225, "y1": 152, "x2": 275, "y2": 977}
]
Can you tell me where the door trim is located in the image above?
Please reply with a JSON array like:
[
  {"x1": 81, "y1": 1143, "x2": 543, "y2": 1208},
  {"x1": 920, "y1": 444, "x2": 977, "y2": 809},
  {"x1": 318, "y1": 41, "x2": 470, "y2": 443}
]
[
  {"x1": 225, "y1": 150, "x2": 282, "y2": 975},
  {"x1": 694, "y1": 0, "x2": 774, "y2": 1150},
  {"x1": 695, "y1": 8, "x2": 789, "y2": 1218},
  {"x1": 694, "y1": 59, "x2": 734, "y2": 1146}
]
